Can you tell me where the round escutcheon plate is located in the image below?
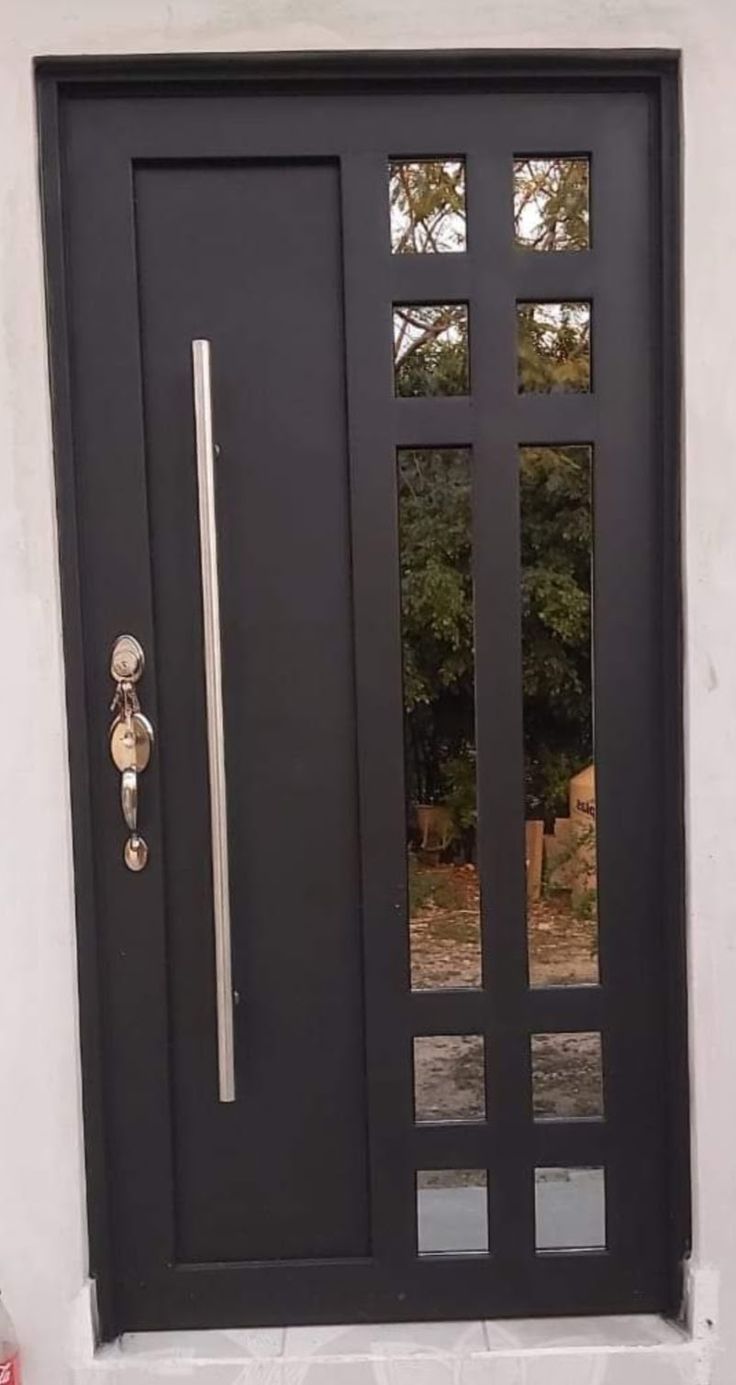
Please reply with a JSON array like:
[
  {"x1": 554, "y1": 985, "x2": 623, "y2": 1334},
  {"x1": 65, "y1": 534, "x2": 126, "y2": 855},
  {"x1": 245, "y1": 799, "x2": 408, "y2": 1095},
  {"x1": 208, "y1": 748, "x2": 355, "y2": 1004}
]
[
  {"x1": 110, "y1": 634, "x2": 145, "y2": 684},
  {"x1": 124, "y1": 834, "x2": 149, "y2": 871},
  {"x1": 110, "y1": 712, "x2": 154, "y2": 773}
]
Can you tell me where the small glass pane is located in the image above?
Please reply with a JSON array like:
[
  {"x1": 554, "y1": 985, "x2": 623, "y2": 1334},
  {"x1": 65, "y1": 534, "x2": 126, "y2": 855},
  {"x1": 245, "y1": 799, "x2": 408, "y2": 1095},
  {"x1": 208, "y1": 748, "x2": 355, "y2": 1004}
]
[
  {"x1": 390, "y1": 159, "x2": 467, "y2": 253},
  {"x1": 417, "y1": 1170, "x2": 489, "y2": 1255},
  {"x1": 521, "y1": 446, "x2": 599, "y2": 988},
  {"x1": 535, "y1": 1167, "x2": 606, "y2": 1251},
  {"x1": 518, "y1": 302, "x2": 591, "y2": 393},
  {"x1": 514, "y1": 157, "x2": 590, "y2": 251},
  {"x1": 531, "y1": 1032, "x2": 603, "y2": 1120},
  {"x1": 394, "y1": 304, "x2": 469, "y2": 397},
  {"x1": 413, "y1": 1035, "x2": 486, "y2": 1123},
  {"x1": 398, "y1": 448, "x2": 482, "y2": 991}
]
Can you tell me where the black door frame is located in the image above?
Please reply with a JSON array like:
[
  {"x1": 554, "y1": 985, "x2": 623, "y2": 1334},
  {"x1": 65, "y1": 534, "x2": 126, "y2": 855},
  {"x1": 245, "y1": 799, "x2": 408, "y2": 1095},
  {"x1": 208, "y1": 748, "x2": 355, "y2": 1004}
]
[{"x1": 36, "y1": 50, "x2": 686, "y2": 1341}]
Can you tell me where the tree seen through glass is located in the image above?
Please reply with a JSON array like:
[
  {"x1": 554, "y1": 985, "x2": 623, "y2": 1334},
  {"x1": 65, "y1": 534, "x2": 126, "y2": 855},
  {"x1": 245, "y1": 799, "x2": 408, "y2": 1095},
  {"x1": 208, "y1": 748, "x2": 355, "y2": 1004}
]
[
  {"x1": 513, "y1": 157, "x2": 590, "y2": 251},
  {"x1": 399, "y1": 158, "x2": 598, "y2": 1021},
  {"x1": 390, "y1": 159, "x2": 467, "y2": 253}
]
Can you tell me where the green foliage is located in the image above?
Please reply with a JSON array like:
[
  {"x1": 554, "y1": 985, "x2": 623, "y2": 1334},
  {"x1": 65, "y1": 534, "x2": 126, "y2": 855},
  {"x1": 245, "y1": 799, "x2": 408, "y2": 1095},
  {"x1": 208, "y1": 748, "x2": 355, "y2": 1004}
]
[
  {"x1": 398, "y1": 162, "x2": 594, "y2": 839},
  {"x1": 399, "y1": 450, "x2": 475, "y2": 812},
  {"x1": 441, "y1": 753, "x2": 477, "y2": 833},
  {"x1": 390, "y1": 159, "x2": 466, "y2": 253},
  {"x1": 399, "y1": 450, "x2": 473, "y2": 712},
  {"x1": 394, "y1": 304, "x2": 469, "y2": 397},
  {"x1": 513, "y1": 157, "x2": 589, "y2": 251},
  {"x1": 520, "y1": 447, "x2": 593, "y2": 822},
  {"x1": 517, "y1": 304, "x2": 590, "y2": 394}
]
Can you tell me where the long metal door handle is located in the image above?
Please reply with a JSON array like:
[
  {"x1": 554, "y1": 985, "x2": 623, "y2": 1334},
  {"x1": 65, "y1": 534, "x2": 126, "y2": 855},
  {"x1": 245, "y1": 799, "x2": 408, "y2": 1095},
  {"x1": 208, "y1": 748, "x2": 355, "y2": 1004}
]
[{"x1": 192, "y1": 339, "x2": 236, "y2": 1104}]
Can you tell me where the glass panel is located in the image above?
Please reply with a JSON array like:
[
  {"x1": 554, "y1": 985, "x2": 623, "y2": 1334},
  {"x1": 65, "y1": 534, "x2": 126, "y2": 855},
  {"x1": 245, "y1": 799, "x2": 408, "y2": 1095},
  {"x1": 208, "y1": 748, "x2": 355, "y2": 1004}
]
[
  {"x1": 531, "y1": 1032, "x2": 603, "y2": 1119},
  {"x1": 535, "y1": 1167, "x2": 606, "y2": 1250},
  {"x1": 390, "y1": 159, "x2": 467, "y2": 253},
  {"x1": 413, "y1": 1035, "x2": 486, "y2": 1123},
  {"x1": 520, "y1": 446, "x2": 599, "y2": 988},
  {"x1": 417, "y1": 1170, "x2": 489, "y2": 1254},
  {"x1": 517, "y1": 302, "x2": 591, "y2": 393},
  {"x1": 398, "y1": 448, "x2": 482, "y2": 991},
  {"x1": 394, "y1": 304, "x2": 469, "y2": 397},
  {"x1": 514, "y1": 157, "x2": 590, "y2": 251}
]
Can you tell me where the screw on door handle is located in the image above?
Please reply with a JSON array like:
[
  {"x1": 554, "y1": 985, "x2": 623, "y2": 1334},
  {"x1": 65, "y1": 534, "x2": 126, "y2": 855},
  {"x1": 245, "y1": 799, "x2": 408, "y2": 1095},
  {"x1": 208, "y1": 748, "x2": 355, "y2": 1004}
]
[{"x1": 109, "y1": 635, "x2": 154, "y2": 871}]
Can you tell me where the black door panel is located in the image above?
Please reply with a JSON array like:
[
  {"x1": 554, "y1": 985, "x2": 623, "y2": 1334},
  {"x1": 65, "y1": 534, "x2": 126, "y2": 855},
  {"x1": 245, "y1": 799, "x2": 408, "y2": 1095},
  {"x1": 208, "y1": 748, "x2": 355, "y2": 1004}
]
[
  {"x1": 39, "y1": 58, "x2": 685, "y2": 1336},
  {"x1": 136, "y1": 159, "x2": 368, "y2": 1263}
]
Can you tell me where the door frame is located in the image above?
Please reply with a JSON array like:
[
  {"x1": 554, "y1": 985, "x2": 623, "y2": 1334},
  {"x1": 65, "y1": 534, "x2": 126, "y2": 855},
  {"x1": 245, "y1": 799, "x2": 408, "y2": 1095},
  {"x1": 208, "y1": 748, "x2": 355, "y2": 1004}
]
[{"x1": 36, "y1": 49, "x2": 686, "y2": 1340}]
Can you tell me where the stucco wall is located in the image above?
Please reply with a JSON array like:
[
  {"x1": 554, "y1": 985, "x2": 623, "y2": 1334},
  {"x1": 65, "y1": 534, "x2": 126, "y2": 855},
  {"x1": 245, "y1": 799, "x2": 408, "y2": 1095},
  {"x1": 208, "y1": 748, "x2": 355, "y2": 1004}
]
[{"x1": 0, "y1": 1, "x2": 734, "y2": 1382}]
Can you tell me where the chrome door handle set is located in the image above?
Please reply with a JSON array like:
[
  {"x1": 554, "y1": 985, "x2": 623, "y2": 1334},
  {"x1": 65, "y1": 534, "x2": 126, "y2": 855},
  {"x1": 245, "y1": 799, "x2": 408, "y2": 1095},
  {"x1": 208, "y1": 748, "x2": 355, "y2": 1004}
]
[{"x1": 109, "y1": 633, "x2": 154, "y2": 873}]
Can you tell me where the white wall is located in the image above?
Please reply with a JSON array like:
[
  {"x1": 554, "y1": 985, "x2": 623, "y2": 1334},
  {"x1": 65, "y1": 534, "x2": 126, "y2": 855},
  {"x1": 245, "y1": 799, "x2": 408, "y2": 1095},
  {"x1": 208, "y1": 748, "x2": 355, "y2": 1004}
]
[{"x1": 1, "y1": 1, "x2": 735, "y2": 1382}]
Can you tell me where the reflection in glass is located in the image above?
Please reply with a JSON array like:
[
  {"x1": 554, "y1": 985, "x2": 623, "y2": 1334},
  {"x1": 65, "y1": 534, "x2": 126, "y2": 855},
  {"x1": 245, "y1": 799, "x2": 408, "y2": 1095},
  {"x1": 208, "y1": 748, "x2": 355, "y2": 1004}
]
[
  {"x1": 394, "y1": 304, "x2": 469, "y2": 397},
  {"x1": 417, "y1": 1169, "x2": 489, "y2": 1255},
  {"x1": 398, "y1": 449, "x2": 482, "y2": 991},
  {"x1": 517, "y1": 302, "x2": 591, "y2": 393},
  {"x1": 413, "y1": 1035, "x2": 486, "y2": 1123},
  {"x1": 531, "y1": 1032, "x2": 603, "y2": 1119},
  {"x1": 520, "y1": 446, "x2": 598, "y2": 988},
  {"x1": 534, "y1": 1167, "x2": 606, "y2": 1251},
  {"x1": 390, "y1": 159, "x2": 467, "y2": 254},
  {"x1": 514, "y1": 158, "x2": 590, "y2": 251}
]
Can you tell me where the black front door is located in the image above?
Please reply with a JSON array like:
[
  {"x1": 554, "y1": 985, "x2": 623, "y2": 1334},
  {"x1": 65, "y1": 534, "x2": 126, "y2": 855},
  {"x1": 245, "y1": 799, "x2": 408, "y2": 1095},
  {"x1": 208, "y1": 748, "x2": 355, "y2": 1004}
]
[{"x1": 39, "y1": 57, "x2": 684, "y2": 1337}]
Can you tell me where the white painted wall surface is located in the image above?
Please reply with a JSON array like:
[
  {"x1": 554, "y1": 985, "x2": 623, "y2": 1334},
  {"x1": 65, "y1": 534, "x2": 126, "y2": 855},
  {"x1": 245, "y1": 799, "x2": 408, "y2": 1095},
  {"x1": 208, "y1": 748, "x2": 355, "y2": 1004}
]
[{"x1": 0, "y1": 1, "x2": 734, "y2": 1382}]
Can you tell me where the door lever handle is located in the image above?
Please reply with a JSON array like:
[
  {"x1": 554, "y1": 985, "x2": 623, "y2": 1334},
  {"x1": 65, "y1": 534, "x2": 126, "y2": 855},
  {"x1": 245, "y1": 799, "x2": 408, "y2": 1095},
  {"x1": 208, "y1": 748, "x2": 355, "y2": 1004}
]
[
  {"x1": 121, "y1": 767, "x2": 138, "y2": 832},
  {"x1": 109, "y1": 635, "x2": 154, "y2": 871}
]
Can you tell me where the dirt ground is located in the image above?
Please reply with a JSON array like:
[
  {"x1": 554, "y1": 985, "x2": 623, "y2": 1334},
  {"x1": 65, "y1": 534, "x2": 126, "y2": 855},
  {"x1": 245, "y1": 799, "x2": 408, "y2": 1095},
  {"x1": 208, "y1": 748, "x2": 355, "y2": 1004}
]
[
  {"x1": 409, "y1": 862, "x2": 483, "y2": 991},
  {"x1": 409, "y1": 862, "x2": 601, "y2": 1123},
  {"x1": 527, "y1": 894, "x2": 598, "y2": 989}
]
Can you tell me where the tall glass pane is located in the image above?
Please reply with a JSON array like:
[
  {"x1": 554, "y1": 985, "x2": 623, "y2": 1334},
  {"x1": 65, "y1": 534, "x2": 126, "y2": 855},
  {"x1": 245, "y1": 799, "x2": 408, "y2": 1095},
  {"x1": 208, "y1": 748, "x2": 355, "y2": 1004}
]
[
  {"x1": 520, "y1": 446, "x2": 599, "y2": 987},
  {"x1": 398, "y1": 448, "x2": 482, "y2": 991}
]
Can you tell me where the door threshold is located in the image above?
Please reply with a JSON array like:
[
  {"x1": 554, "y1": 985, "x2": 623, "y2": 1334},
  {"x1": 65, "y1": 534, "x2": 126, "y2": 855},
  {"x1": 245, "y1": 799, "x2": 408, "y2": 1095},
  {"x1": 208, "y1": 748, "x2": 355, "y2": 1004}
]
[{"x1": 71, "y1": 1286, "x2": 697, "y2": 1383}]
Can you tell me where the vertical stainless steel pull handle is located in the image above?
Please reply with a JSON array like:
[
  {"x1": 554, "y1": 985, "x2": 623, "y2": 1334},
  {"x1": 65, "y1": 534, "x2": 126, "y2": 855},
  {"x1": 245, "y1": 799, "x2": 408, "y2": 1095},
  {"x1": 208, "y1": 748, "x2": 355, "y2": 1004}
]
[{"x1": 192, "y1": 339, "x2": 236, "y2": 1104}]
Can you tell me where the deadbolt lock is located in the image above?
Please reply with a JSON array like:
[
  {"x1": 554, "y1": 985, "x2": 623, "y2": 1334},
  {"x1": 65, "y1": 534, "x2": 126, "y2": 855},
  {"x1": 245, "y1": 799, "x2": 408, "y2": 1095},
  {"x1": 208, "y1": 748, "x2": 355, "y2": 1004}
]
[{"x1": 110, "y1": 633, "x2": 145, "y2": 684}]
